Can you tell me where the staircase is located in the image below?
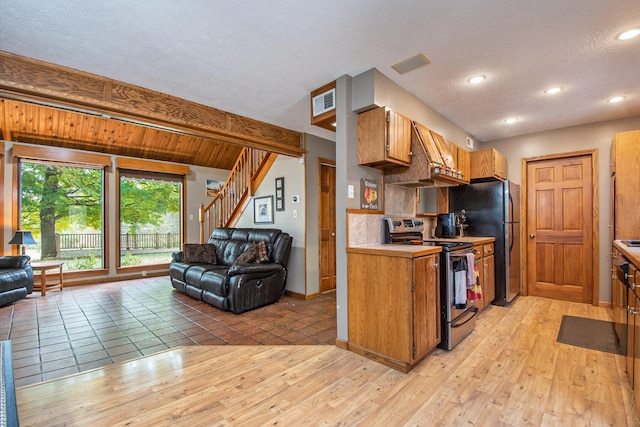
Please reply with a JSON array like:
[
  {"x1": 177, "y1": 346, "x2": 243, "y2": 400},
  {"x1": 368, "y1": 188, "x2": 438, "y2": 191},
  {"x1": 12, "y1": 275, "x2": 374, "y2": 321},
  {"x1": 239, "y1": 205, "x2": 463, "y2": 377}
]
[{"x1": 199, "y1": 148, "x2": 277, "y2": 242}]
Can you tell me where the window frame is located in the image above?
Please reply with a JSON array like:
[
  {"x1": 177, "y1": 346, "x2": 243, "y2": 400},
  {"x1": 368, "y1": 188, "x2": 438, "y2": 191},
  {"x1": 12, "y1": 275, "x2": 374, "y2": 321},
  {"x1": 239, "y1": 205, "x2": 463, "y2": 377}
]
[
  {"x1": 12, "y1": 144, "x2": 111, "y2": 277},
  {"x1": 115, "y1": 158, "x2": 188, "y2": 273}
]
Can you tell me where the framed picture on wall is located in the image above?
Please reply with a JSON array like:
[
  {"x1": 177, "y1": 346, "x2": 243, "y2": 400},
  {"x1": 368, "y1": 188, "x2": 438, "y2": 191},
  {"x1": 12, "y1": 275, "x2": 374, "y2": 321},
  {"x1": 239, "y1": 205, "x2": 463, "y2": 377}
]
[{"x1": 254, "y1": 195, "x2": 274, "y2": 224}]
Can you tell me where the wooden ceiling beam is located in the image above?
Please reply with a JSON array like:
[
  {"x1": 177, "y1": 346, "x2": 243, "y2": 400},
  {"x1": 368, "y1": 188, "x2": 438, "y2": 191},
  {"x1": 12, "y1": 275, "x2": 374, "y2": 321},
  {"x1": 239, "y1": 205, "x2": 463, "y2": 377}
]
[{"x1": 0, "y1": 51, "x2": 304, "y2": 158}]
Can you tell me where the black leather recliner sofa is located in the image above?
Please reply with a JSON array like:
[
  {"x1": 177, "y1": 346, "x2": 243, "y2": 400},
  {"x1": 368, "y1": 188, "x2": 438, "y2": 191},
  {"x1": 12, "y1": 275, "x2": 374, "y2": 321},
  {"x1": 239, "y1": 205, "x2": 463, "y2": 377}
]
[
  {"x1": 0, "y1": 256, "x2": 34, "y2": 307},
  {"x1": 169, "y1": 228, "x2": 293, "y2": 314}
]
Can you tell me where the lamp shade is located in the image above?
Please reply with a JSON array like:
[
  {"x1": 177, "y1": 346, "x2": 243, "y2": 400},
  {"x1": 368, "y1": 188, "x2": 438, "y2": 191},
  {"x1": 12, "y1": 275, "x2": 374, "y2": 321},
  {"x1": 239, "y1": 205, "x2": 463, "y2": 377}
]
[{"x1": 9, "y1": 230, "x2": 37, "y2": 245}]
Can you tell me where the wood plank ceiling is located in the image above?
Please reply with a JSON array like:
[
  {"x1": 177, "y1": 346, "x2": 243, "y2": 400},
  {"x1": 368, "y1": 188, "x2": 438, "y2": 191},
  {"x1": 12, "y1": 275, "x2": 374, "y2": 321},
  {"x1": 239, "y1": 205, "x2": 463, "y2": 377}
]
[{"x1": 0, "y1": 98, "x2": 243, "y2": 170}]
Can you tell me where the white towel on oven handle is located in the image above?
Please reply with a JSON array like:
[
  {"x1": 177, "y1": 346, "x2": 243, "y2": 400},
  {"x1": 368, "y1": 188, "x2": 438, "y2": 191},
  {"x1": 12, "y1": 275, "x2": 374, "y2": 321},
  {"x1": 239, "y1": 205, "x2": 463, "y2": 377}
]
[{"x1": 454, "y1": 269, "x2": 467, "y2": 306}]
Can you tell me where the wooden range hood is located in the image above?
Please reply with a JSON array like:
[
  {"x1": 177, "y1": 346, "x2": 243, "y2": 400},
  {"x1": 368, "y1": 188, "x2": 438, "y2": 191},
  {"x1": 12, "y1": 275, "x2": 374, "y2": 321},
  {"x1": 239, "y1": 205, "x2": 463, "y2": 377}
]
[{"x1": 384, "y1": 121, "x2": 469, "y2": 188}]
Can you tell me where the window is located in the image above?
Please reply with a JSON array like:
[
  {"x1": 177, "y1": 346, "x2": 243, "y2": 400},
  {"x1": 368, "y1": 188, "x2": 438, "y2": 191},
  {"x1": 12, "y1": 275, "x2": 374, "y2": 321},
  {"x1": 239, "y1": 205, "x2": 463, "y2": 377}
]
[
  {"x1": 18, "y1": 160, "x2": 105, "y2": 271},
  {"x1": 118, "y1": 166, "x2": 185, "y2": 268}
]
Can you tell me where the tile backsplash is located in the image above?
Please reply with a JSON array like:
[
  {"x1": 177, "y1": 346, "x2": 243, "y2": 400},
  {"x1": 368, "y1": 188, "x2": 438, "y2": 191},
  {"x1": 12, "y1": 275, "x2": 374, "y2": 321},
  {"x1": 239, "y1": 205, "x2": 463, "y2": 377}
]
[
  {"x1": 347, "y1": 212, "x2": 385, "y2": 246},
  {"x1": 347, "y1": 183, "x2": 426, "y2": 247}
]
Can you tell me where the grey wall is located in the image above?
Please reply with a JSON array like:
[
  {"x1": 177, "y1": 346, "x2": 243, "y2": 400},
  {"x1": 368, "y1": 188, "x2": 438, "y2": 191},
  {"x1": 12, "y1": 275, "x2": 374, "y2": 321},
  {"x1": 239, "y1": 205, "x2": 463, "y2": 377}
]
[
  {"x1": 483, "y1": 115, "x2": 640, "y2": 303},
  {"x1": 184, "y1": 164, "x2": 230, "y2": 244},
  {"x1": 235, "y1": 154, "x2": 306, "y2": 295},
  {"x1": 304, "y1": 133, "x2": 336, "y2": 296}
]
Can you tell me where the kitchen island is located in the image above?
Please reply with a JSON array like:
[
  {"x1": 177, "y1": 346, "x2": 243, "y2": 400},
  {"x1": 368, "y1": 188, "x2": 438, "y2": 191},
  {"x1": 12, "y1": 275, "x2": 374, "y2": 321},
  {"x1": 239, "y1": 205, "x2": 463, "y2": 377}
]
[{"x1": 346, "y1": 244, "x2": 441, "y2": 372}]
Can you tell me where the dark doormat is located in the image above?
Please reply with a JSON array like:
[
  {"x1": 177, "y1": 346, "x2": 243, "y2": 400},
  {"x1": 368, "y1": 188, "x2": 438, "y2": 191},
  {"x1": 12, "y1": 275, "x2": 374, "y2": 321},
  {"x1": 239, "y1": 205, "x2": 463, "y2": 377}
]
[{"x1": 557, "y1": 315, "x2": 622, "y2": 355}]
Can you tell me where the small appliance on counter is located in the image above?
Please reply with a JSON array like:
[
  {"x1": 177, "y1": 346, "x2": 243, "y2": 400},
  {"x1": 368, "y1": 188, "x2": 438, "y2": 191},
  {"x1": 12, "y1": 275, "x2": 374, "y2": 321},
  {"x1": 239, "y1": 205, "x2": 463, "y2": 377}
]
[{"x1": 435, "y1": 213, "x2": 456, "y2": 238}]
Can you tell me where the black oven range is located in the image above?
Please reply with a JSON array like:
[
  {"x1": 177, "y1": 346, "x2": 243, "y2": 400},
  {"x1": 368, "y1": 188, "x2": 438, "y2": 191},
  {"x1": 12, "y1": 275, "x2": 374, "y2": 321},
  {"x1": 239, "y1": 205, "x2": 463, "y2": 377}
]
[{"x1": 384, "y1": 217, "x2": 478, "y2": 351}]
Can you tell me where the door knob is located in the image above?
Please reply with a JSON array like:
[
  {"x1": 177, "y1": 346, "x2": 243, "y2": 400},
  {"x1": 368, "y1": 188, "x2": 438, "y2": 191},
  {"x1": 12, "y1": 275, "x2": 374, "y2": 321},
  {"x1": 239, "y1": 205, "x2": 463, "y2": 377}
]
[
  {"x1": 529, "y1": 234, "x2": 535, "y2": 239},
  {"x1": 331, "y1": 232, "x2": 335, "y2": 237}
]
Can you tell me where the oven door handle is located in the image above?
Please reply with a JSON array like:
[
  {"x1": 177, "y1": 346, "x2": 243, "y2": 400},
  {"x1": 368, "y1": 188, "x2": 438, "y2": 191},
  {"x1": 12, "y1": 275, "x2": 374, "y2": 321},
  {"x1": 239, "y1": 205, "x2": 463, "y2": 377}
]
[
  {"x1": 451, "y1": 306, "x2": 479, "y2": 328},
  {"x1": 449, "y1": 250, "x2": 477, "y2": 260}
]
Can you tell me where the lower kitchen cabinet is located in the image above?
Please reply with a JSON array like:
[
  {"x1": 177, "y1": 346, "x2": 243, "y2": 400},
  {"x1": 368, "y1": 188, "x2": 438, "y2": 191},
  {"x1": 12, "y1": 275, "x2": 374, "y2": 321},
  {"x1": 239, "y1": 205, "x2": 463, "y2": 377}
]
[
  {"x1": 474, "y1": 243, "x2": 495, "y2": 309},
  {"x1": 347, "y1": 251, "x2": 440, "y2": 373},
  {"x1": 626, "y1": 264, "x2": 639, "y2": 389},
  {"x1": 634, "y1": 265, "x2": 640, "y2": 413}
]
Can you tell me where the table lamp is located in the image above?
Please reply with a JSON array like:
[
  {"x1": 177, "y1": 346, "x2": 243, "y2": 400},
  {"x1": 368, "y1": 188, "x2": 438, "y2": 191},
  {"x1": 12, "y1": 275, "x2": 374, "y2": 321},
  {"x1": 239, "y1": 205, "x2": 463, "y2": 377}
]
[{"x1": 9, "y1": 230, "x2": 37, "y2": 255}]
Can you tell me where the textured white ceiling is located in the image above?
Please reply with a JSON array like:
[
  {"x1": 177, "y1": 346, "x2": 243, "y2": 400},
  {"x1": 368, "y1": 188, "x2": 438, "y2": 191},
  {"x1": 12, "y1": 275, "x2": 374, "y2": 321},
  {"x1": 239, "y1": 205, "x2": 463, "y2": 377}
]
[{"x1": 1, "y1": 0, "x2": 639, "y2": 143}]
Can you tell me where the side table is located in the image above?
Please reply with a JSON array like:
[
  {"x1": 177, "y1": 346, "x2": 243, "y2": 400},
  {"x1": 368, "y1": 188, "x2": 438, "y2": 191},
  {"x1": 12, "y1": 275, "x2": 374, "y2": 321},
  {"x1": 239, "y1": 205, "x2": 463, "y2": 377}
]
[{"x1": 30, "y1": 261, "x2": 64, "y2": 296}]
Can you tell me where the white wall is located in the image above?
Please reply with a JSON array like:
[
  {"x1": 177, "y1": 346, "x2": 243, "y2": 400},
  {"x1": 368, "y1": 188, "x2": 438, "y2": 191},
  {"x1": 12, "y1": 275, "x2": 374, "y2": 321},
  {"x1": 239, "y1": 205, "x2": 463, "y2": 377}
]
[{"x1": 484, "y1": 115, "x2": 640, "y2": 303}]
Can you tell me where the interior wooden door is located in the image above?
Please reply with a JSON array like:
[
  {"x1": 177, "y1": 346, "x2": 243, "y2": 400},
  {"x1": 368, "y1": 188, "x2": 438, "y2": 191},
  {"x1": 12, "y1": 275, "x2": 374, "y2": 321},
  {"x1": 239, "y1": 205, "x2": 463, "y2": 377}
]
[
  {"x1": 525, "y1": 153, "x2": 594, "y2": 303},
  {"x1": 319, "y1": 161, "x2": 336, "y2": 292}
]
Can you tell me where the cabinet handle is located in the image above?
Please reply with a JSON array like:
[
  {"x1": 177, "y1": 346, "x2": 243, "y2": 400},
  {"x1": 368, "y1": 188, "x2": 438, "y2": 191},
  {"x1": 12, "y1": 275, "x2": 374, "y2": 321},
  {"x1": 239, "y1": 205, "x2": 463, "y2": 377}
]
[
  {"x1": 529, "y1": 234, "x2": 535, "y2": 239},
  {"x1": 433, "y1": 262, "x2": 438, "y2": 268},
  {"x1": 628, "y1": 306, "x2": 640, "y2": 315}
]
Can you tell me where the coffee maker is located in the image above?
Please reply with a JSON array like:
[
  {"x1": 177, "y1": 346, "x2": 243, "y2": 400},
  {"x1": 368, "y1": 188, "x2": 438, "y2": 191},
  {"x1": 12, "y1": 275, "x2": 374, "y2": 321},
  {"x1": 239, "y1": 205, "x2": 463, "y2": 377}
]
[{"x1": 435, "y1": 213, "x2": 456, "y2": 238}]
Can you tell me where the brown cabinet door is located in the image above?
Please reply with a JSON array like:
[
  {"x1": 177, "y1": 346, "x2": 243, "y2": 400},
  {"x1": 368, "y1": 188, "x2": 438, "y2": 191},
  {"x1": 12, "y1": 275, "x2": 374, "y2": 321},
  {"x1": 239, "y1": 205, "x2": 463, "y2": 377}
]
[
  {"x1": 484, "y1": 253, "x2": 496, "y2": 305},
  {"x1": 386, "y1": 110, "x2": 412, "y2": 165},
  {"x1": 357, "y1": 107, "x2": 412, "y2": 168},
  {"x1": 413, "y1": 254, "x2": 440, "y2": 361},
  {"x1": 634, "y1": 267, "x2": 640, "y2": 408},
  {"x1": 474, "y1": 246, "x2": 485, "y2": 309},
  {"x1": 612, "y1": 131, "x2": 640, "y2": 240}
]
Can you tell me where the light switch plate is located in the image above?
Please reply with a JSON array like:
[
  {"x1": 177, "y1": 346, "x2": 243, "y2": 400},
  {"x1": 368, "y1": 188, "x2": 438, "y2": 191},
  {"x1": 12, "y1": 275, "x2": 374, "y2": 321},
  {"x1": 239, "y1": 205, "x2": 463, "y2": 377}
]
[
  {"x1": 348, "y1": 185, "x2": 354, "y2": 199},
  {"x1": 466, "y1": 137, "x2": 474, "y2": 149}
]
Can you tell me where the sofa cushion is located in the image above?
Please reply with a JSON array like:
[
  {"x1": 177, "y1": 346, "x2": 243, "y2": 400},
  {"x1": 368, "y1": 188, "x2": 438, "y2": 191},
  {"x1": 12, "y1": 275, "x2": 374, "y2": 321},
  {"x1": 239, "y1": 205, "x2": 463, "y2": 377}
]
[
  {"x1": 183, "y1": 244, "x2": 217, "y2": 264},
  {"x1": 233, "y1": 243, "x2": 259, "y2": 265},
  {"x1": 184, "y1": 264, "x2": 221, "y2": 285},
  {"x1": 256, "y1": 240, "x2": 269, "y2": 263},
  {"x1": 200, "y1": 270, "x2": 230, "y2": 296},
  {"x1": 232, "y1": 241, "x2": 270, "y2": 265}
]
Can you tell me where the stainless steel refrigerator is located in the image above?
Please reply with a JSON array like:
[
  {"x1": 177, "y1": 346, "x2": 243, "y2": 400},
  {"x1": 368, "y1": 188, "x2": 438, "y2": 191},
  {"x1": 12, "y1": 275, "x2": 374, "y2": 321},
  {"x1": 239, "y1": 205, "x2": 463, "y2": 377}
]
[{"x1": 449, "y1": 180, "x2": 521, "y2": 306}]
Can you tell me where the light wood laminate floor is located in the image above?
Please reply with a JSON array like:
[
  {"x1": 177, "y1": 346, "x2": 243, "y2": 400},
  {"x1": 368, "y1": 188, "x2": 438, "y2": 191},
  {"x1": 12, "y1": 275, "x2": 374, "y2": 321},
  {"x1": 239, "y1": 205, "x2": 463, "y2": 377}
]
[{"x1": 16, "y1": 296, "x2": 640, "y2": 426}]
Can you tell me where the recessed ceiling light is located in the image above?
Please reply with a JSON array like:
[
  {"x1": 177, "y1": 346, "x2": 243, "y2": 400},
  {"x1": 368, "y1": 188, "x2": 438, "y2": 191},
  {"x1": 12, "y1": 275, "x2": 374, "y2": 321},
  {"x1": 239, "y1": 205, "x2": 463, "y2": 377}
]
[
  {"x1": 468, "y1": 75, "x2": 486, "y2": 84},
  {"x1": 617, "y1": 29, "x2": 640, "y2": 40},
  {"x1": 608, "y1": 96, "x2": 625, "y2": 103},
  {"x1": 545, "y1": 87, "x2": 563, "y2": 94},
  {"x1": 504, "y1": 117, "x2": 518, "y2": 124}
]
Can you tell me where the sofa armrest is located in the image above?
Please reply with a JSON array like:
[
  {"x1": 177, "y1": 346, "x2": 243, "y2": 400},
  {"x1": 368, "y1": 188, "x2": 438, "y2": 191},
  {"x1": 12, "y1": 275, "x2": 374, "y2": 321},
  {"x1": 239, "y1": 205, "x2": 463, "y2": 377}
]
[
  {"x1": 227, "y1": 263, "x2": 284, "y2": 276},
  {"x1": 171, "y1": 251, "x2": 184, "y2": 263},
  {"x1": 0, "y1": 256, "x2": 31, "y2": 269}
]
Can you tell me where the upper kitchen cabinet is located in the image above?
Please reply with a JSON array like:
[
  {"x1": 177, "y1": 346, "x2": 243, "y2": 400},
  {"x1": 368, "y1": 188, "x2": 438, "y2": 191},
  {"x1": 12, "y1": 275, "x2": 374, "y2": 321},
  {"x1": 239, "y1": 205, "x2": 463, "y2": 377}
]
[
  {"x1": 611, "y1": 130, "x2": 640, "y2": 240},
  {"x1": 384, "y1": 121, "x2": 468, "y2": 187},
  {"x1": 470, "y1": 148, "x2": 507, "y2": 181},
  {"x1": 310, "y1": 81, "x2": 336, "y2": 131},
  {"x1": 357, "y1": 106, "x2": 412, "y2": 168},
  {"x1": 448, "y1": 142, "x2": 470, "y2": 182}
]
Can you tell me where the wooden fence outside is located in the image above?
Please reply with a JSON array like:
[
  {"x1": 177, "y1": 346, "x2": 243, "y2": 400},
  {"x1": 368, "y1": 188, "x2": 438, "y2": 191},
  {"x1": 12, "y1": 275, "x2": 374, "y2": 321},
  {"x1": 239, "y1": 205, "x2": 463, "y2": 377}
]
[{"x1": 56, "y1": 233, "x2": 180, "y2": 250}]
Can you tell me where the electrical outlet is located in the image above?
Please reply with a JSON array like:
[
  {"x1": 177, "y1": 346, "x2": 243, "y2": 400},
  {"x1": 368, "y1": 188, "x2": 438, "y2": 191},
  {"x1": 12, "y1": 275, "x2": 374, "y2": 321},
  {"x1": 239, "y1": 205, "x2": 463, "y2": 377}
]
[{"x1": 142, "y1": 271, "x2": 147, "y2": 277}]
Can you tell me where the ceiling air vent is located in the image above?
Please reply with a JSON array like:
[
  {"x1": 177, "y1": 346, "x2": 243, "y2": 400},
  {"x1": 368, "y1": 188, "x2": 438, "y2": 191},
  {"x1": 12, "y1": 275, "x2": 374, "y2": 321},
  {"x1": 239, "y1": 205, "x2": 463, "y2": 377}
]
[{"x1": 312, "y1": 88, "x2": 335, "y2": 117}]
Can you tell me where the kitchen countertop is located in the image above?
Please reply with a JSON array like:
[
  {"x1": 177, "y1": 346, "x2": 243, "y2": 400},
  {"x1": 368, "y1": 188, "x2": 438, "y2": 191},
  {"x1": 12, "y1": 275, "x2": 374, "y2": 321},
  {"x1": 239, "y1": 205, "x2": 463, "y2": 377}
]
[
  {"x1": 347, "y1": 244, "x2": 442, "y2": 258},
  {"x1": 425, "y1": 236, "x2": 496, "y2": 245},
  {"x1": 614, "y1": 240, "x2": 640, "y2": 267}
]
